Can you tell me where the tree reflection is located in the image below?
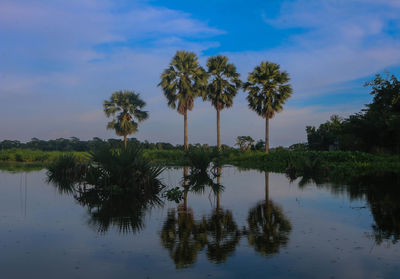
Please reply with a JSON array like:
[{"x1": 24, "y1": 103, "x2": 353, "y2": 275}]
[
  {"x1": 203, "y1": 167, "x2": 241, "y2": 263},
  {"x1": 160, "y1": 208, "x2": 207, "y2": 269},
  {"x1": 245, "y1": 172, "x2": 292, "y2": 256},
  {"x1": 290, "y1": 170, "x2": 400, "y2": 245},
  {"x1": 161, "y1": 166, "x2": 242, "y2": 267},
  {"x1": 75, "y1": 188, "x2": 161, "y2": 234},
  {"x1": 336, "y1": 173, "x2": 400, "y2": 244},
  {"x1": 48, "y1": 167, "x2": 163, "y2": 235}
]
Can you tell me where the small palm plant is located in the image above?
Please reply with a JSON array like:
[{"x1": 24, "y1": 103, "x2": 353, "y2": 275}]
[
  {"x1": 243, "y1": 62, "x2": 292, "y2": 153},
  {"x1": 159, "y1": 51, "x2": 208, "y2": 150},
  {"x1": 103, "y1": 90, "x2": 148, "y2": 149},
  {"x1": 206, "y1": 55, "x2": 241, "y2": 150}
]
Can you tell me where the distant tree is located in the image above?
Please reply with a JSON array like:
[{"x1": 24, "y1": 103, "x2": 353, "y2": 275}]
[
  {"x1": 103, "y1": 90, "x2": 148, "y2": 149},
  {"x1": 255, "y1": 140, "x2": 265, "y2": 151},
  {"x1": 159, "y1": 51, "x2": 208, "y2": 150},
  {"x1": 306, "y1": 115, "x2": 343, "y2": 151},
  {"x1": 206, "y1": 55, "x2": 241, "y2": 151},
  {"x1": 243, "y1": 62, "x2": 292, "y2": 153},
  {"x1": 235, "y1": 136, "x2": 254, "y2": 151}
]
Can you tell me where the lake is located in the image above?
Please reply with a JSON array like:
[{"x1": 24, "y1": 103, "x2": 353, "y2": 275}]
[{"x1": 0, "y1": 167, "x2": 399, "y2": 278}]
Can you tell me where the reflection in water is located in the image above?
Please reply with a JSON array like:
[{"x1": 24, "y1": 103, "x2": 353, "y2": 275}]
[
  {"x1": 76, "y1": 188, "x2": 162, "y2": 234},
  {"x1": 332, "y1": 173, "x2": 400, "y2": 244},
  {"x1": 291, "y1": 170, "x2": 400, "y2": 245},
  {"x1": 245, "y1": 172, "x2": 292, "y2": 256},
  {"x1": 204, "y1": 208, "x2": 240, "y2": 263},
  {"x1": 161, "y1": 167, "x2": 240, "y2": 267},
  {"x1": 48, "y1": 169, "x2": 163, "y2": 235},
  {"x1": 160, "y1": 208, "x2": 208, "y2": 269},
  {"x1": 2, "y1": 165, "x2": 400, "y2": 277}
]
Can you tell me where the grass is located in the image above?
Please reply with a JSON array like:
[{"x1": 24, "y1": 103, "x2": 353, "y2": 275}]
[
  {"x1": 0, "y1": 148, "x2": 89, "y2": 163},
  {"x1": 1, "y1": 148, "x2": 400, "y2": 179}
]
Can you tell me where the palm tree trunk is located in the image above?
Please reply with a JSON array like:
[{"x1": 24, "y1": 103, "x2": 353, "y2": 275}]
[
  {"x1": 217, "y1": 108, "x2": 221, "y2": 151},
  {"x1": 265, "y1": 117, "x2": 269, "y2": 153},
  {"x1": 265, "y1": 171, "x2": 269, "y2": 202},
  {"x1": 183, "y1": 166, "x2": 189, "y2": 211},
  {"x1": 184, "y1": 109, "x2": 188, "y2": 151},
  {"x1": 216, "y1": 167, "x2": 221, "y2": 210},
  {"x1": 124, "y1": 135, "x2": 127, "y2": 150}
]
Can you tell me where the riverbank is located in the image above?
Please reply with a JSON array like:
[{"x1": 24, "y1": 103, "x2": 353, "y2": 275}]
[{"x1": 2, "y1": 149, "x2": 399, "y2": 176}]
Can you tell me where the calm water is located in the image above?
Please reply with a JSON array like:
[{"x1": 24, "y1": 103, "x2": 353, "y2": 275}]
[{"x1": 0, "y1": 167, "x2": 399, "y2": 278}]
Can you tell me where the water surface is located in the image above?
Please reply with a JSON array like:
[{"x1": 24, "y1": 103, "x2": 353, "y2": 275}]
[{"x1": 0, "y1": 167, "x2": 399, "y2": 278}]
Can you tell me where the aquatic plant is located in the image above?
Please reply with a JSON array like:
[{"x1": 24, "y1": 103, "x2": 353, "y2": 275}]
[{"x1": 85, "y1": 142, "x2": 164, "y2": 194}]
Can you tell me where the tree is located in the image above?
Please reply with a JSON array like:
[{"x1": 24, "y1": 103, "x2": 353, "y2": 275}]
[
  {"x1": 206, "y1": 55, "x2": 241, "y2": 151},
  {"x1": 235, "y1": 136, "x2": 254, "y2": 151},
  {"x1": 103, "y1": 90, "x2": 148, "y2": 149},
  {"x1": 306, "y1": 115, "x2": 343, "y2": 151},
  {"x1": 243, "y1": 62, "x2": 292, "y2": 153},
  {"x1": 159, "y1": 51, "x2": 208, "y2": 151}
]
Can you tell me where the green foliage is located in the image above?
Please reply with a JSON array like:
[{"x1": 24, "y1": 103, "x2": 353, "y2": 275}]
[
  {"x1": 104, "y1": 90, "x2": 149, "y2": 146},
  {"x1": 159, "y1": 50, "x2": 208, "y2": 114},
  {"x1": 0, "y1": 149, "x2": 88, "y2": 163},
  {"x1": 47, "y1": 153, "x2": 88, "y2": 192},
  {"x1": 307, "y1": 73, "x2": 400, "y2": 154},
  {"x1": 162, "y1": 187, "x2": 184, "y2": 203},
  {"x1": 235, "y1": 136, "x2": 255, "y2": 151},
  {"x1": 243, "y1": 61, "x2": 292, "y2": 119},
  {"x1": 306, "y1": 115, "x2": 342, "y2": 151},
  {"x1": 206, "y1": 55, "x2": 241, "y2": 110},
  {"x1": 86, "y1": 143, "x2": 164, "y2": 193}
]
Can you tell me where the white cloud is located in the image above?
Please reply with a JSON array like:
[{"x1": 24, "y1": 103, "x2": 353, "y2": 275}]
[{"x1": 233, "y1": 0, "x2": 400, "y2": 98}]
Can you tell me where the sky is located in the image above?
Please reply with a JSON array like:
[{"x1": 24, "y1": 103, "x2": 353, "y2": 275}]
[{"x1": 1, "y1": 0, "x2": 400, "y2": 147}]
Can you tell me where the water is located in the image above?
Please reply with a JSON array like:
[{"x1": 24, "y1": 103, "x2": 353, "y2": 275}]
[{"x1": 0, "y1": 167, "x2": 399, "y2": 278}]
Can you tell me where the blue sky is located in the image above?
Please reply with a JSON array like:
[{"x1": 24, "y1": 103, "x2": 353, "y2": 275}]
[{"x1": 1, "y1": 0, "x2": 400, "y2": 146}]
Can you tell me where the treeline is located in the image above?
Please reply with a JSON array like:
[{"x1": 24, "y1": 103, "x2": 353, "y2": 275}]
[
  {"x1": 306, "y1": 74, "x2": 400, "y2": 154},
  {"x1": 0, "y1": 137, "x2": 236, "y2": 152}
]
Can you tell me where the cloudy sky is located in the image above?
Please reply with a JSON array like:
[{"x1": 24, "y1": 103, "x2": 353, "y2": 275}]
[{"x1": 1, "y1": 0, "x2": 400, "y2": 146}]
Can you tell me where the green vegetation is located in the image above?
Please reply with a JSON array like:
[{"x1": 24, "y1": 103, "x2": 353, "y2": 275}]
[
  {"x1": 159, "y1": 50, "x2": 208, "y2": 151},
  {"x1": 2, "y1": 148, "x2": 399, "y2": 181},
  {"x1": 206, "y1": 55, "x2": 241, "y2": 150},
  {"x1": 104, "y1": 90, "x2": 149, "y2": 149},
  {"x1": 306, "y1": 73, "x2": 400, "y2": 154},
  {"x1": 243, "y1": 61, "x2": 293, "y2": 153},
  {"x1": 47, "y1": 143, "x2": 164, "y2": 193},
  {"x1": 0, "y1": 148, "x2": 88, "y2": 164}
]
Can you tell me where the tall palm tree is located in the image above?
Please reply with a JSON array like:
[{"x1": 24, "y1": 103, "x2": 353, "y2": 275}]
[
  {"x1": 103, "y1": 90, "x2": 148, "y2": 149},
  {"x1": 243, "y1": 62, "x2": 292, "y2": 153},
  {"x1": 206, "y1": 55, "x2": 241, "y2": 150},
  {"x1": 159, "y1": 51, "x2": 208, "y2": 150}
]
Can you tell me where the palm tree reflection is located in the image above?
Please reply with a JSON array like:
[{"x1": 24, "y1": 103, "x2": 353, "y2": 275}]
[
  {"x1": 161, "y1": 166, "x2": 241, "y2": 267},
  {"x1": 245, "y1": 172, "x2": 292, "y2": 256},
  {"x1": 75, "y1": 188, "x2": 161, "y2": 234}
]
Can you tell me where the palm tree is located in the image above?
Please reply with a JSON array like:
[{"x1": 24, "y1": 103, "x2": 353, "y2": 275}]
[
  {"x1": 103, "y1": 90, "x2": 148, "y2": 149},
  {"x1": 206, "y1": 55, "x2": 241, "y2": 150},
  {"x1": 159, "y1": 51, "x2": 208, "y2": 150},
  {"x1": 243, "y1": 62, "x2": 292, "y2": 153}
]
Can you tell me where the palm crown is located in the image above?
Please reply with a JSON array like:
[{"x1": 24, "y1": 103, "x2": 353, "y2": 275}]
[
  {"x1": 159, "y1": 50, "x2": 208, "y2": 150},
  {"x1": 159, "y1": 51, "x2": 208, "y2": 114},
  {"x1": 103, "y1": 90, "x2": 148, "y2": 147},
  {"x1": 244, "y1": 61, "x2": 292, "y2": 119},
  {"x1": 206, "y1": 55, "x2": 241, "y2": 110}
]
